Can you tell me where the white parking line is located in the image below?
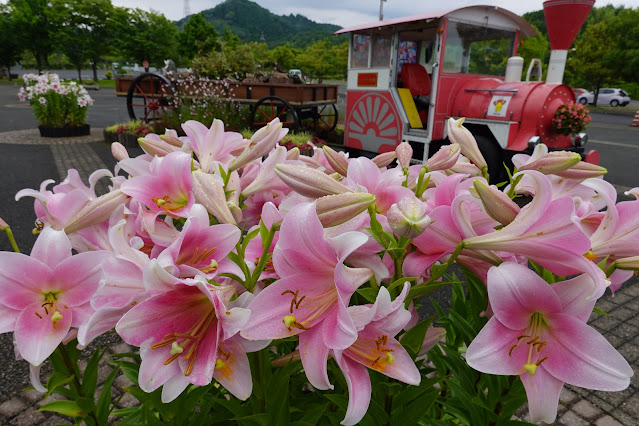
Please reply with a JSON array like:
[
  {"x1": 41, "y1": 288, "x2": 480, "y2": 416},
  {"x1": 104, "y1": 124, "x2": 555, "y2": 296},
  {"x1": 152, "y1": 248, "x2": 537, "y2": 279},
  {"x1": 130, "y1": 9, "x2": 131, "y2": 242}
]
[{"x1": 589, "y1": 139, "x2": 639, "y2": 149}]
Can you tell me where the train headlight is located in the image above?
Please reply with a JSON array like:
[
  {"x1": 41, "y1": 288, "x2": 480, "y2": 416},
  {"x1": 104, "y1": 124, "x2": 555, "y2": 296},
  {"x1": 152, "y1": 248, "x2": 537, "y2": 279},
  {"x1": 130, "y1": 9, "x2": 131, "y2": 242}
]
[{"x1": 573, "y1": 132, "x2": 588, "y2": 147}]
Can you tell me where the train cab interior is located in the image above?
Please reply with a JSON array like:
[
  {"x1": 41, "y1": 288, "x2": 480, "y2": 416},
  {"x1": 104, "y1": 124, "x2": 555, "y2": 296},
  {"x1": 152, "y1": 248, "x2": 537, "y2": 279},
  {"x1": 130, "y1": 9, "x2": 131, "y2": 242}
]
[{"x1": 394, "y1": 25, "x2": 439, "y2": 131}]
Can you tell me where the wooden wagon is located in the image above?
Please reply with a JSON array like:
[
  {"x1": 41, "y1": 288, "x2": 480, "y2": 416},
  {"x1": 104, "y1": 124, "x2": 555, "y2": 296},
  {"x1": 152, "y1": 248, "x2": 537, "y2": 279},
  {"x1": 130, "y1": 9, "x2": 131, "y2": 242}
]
[{"x1": 115, "y1": 73, "x2": 339, "y2": 132}]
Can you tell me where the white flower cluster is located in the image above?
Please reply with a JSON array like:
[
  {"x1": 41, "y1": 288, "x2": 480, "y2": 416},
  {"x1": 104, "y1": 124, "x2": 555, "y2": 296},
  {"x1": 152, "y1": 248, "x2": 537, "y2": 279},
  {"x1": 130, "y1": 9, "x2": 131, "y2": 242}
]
[{"x1": 18, "y1": 73, "x2": 94, "y2": 107}]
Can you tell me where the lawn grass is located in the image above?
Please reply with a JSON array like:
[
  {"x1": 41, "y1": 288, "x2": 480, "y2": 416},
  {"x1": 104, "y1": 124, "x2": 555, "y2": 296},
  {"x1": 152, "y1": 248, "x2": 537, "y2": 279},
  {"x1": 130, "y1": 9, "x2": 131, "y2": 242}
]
[{"x1": 97, "y1": 79, "x2": 116, "y2": 89}]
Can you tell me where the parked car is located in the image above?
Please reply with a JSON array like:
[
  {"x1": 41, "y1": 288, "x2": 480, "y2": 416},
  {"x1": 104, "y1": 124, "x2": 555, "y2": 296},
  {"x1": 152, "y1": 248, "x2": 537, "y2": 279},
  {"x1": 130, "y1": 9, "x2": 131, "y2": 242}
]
[
  {"x1": 577, "y1": 88, "x2": 631, "y2": 107},
  {"x1": 572, "y1": 88, "x2": 588, "y2": 98}
]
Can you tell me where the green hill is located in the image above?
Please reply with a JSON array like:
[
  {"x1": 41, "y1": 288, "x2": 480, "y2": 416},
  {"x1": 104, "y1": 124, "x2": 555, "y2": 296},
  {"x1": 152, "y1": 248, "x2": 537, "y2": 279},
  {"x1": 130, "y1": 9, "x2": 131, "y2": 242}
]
[{"x1": 176, "y1": 0, "x2": 344, "y2": 48}]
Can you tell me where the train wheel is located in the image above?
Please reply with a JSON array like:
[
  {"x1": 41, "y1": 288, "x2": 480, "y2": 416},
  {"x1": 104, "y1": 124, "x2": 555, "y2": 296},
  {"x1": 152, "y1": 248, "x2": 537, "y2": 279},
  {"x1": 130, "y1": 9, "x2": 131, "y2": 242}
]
[
  {"x1": 126, "y1": 73, "x2": 176, "y2": 123},
  {"x1": 315, "y1": 104, "x2": 338, "y2": 132},
  {"x1": 250, "y1": 96, "x2": 299, "y2": 131}
]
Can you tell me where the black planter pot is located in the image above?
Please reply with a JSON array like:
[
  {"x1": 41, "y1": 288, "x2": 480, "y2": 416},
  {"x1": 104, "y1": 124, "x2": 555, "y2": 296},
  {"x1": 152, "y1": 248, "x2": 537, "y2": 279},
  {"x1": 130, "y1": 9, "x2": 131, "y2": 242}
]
[
  {"x1": 118, "y1": 132, "x2": 139, "y2": 148},
  {"x1": 103, "y1": 130, "x2": 119, "y2": 144},
  {"x1": 38, "y1": 124, "x2": 90, "y2": 138}
]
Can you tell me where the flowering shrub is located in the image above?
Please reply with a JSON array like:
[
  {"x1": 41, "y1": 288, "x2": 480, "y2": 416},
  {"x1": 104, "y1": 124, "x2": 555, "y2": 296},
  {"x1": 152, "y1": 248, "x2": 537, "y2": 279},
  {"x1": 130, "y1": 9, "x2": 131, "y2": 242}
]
[
  {"x1": 552, "y1": 101, "x2": 591, "y2": 136},
  {"x1": 0, "y1": 117, "x2": 634, "y2": 425},
  {"x1": 105, "y1": 120, "x2": 153, "y2": 137},
  {"x1": 18, "y1": 73, "x2": 93, "y2": 127},
  {"x1": 161, "y1": 75, "x2": 251, "y2": 131}
]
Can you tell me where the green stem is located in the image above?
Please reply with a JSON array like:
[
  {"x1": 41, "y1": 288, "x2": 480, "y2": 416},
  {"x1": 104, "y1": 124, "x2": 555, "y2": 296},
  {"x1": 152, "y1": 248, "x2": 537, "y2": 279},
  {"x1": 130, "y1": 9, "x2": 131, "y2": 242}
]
[
  {"x1": 2, "y1": 227, "x2": 20, "y2": 253},
  {"x1": 415, "y1": 165, "x2": 429, "y2": 198},
  {"x1": 248, "y1": 227, "x2": 276, "y2": 292},
  {"x1": 58, "y1": 344, "x2": 100, "y2": 425}
]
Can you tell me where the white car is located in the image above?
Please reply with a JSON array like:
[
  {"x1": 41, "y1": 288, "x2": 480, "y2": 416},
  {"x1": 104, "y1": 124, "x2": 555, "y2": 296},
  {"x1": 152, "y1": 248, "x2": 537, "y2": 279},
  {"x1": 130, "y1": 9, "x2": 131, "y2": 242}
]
[{"x1": 577, "y1": 88, "x2": 631, "y2": 107}]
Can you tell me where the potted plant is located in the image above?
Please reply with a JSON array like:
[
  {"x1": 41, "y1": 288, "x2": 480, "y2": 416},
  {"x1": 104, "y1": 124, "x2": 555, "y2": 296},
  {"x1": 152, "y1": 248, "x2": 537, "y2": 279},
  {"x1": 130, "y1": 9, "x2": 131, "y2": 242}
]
[
  {"x1": 104, "y1": 120, "x2": 155, "y2": 147},
  {"x1": 552, "y1": 101, "x2": 591, "y2": 136},
  {"x1": 18, "y1": 73, "x2": 93, "y2": 137}
]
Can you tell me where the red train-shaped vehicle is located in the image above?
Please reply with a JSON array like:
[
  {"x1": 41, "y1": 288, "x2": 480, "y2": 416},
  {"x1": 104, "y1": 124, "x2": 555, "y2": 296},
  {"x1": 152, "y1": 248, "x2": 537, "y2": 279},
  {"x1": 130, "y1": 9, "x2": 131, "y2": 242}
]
[{"x1": 336, "y1": 0, "x2": 598, "y2": 180}]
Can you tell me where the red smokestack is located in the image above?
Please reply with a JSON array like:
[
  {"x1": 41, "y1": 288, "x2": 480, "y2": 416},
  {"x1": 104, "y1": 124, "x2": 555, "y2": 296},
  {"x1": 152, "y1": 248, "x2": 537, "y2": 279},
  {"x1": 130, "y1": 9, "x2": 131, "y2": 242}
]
[
  {"x1": 543, "y1": 0, "x2": 595, "y2": 50},
  {"x1": 543, "y1": 0, "x2": 595, "y2": 84}
]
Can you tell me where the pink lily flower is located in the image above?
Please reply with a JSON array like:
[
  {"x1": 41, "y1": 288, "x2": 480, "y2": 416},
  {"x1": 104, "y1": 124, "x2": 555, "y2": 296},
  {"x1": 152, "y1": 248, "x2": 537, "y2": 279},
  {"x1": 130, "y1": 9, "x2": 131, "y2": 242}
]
[
  {"x1": 182, "y1": 119, "x2": 244, "y2": 173},
  {"x1": 120, "y1": 151, "x2": 194, "y2": 219},
  {"x1": 116, "y1": 279, "x2": 256, "y2": 401},
  {"x1": 241, "y1": 202, "x2": 373, "y2": 350},
  {"x1": 0, "y1": 228, "x2": 108, "y2": 366},
  {"x1": 155, "y1": 204, "x2": 240, "y2": 279},
  {"x1": 466, "y1": 263, "x2": 632, "y2": 424}
]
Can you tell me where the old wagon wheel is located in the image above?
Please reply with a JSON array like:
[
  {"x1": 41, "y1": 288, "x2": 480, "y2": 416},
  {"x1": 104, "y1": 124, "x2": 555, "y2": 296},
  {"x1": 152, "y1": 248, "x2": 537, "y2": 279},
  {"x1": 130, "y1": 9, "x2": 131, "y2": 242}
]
[
  {"x1": 126, "y1": 73, "x2": 176, "y2": 123},
  {"x1": 315, "y1": 103, "x2": 338, "y2": 132},
  {"x1": 250, "y1": 96, "x2": 299, "y2": 131}
]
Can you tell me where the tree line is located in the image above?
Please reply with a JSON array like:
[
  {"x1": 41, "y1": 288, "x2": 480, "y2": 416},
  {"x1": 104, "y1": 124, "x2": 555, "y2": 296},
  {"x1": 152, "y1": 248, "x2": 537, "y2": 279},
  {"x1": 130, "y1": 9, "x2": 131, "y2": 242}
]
[{"x1": 0, "y1": 0, "x2": 348, "y2": 82}]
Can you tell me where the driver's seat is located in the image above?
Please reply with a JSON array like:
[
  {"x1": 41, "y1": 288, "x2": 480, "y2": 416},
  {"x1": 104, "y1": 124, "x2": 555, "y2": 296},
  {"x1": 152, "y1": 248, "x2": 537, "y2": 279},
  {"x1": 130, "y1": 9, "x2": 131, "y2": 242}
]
[{"x1": 400, "y1": 64, "x2": 431, "y2": 112}]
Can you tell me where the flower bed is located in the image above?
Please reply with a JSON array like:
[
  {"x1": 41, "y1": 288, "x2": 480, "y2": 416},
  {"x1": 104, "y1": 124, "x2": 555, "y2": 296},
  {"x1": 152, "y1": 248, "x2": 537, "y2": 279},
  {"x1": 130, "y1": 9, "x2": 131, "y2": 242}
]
[{"x1": 0, "y1": 117, "x2": 633, "y2": 425}]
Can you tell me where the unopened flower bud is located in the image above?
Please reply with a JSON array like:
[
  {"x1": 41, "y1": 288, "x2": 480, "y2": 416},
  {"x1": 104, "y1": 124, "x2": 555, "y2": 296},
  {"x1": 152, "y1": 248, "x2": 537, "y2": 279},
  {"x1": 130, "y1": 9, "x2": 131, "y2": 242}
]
[
  {"x1": 322, "y1": 145, "x2": 349, "y2": 176},
  {"x1": 226, "y1": 171, "x2": 243, "y2": 224},
  {"x1": 396, "y1": 142, "x2": 413, "y2": 169},
  {"x1": 613, "y1": 256, "x2": 639, "y2": 271},
  {"x1": 192, "y1": 170, "x2": 237, "y2": 225},
  {"x1": 286, "y1": 147, "x2": 300, "y2": 160},
  {"x1": 426, "y1": 143, "x2": 461, "y2": 171},
  {"x1": 471, "y1": 180, "x2": 520, "y2": 225},
  {"x1": 372, "y1": 151, "x2": 396, "y2": 168},
  {"x1": 0, "y1": 217, "x2": 9, "y2": 231},
  {"x1": 64, "y1": 189, "x2": 129, "y2": 234},
  {"x1": 138, "y1": 134, "x2": 180, "y2": 157},
  {"x1": 229, "y1": 119, "x2": 287, "y2": 171},
  {"x1": 111, "y1": 142, "x2": 129, "y2": 161},
  {"x1": 159, "y1": 133, "x2": 184, "y2": 148},
  {"x1": 519, "y1": 151, "x2": 581, "y2": 175},
  {"x1": 418, "y1": 327, "x2": 446, "y2": 359},
  {"x1": 447, "y1": 117, "x2": 487, "y2": 170},
  {"x1": 447, "y1": 158, "x2": 482, "y2": 176},
  {"x1": 316, "y1": 193, "x2": 376, "y2": 227},
  {"x1": 554, "y1": 161, "x2": 607, "y2": 179},
  {"x1": 387, "y1": 195, "x2": 431, "y2": 239},
  {"x1": 274, "y1": 164, "x2": 350, "y2": 198}
]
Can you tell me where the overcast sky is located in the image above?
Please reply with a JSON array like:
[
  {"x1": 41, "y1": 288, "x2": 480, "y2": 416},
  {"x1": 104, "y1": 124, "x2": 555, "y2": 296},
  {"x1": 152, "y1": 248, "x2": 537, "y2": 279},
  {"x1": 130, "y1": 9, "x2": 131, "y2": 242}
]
[{"x1": 110, "y1": 0, "x2": 636, "y2": 27}]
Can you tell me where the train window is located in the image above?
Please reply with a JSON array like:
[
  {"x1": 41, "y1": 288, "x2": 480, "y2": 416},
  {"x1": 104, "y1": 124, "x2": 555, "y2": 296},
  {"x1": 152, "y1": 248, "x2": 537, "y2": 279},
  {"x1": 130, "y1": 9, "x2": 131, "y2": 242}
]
[
  {"x1": 444, "y1": 21, "x2": 516, "y2": 75},
  {"x1": 352, "y1": 34, "x2": 371, "y2": 68},
  {"x1": 398, "y1": 40, "x2": 418, "y2": 73},
  {"x1": 371, "y1": 37, "x2": 392, "y2": 68}
]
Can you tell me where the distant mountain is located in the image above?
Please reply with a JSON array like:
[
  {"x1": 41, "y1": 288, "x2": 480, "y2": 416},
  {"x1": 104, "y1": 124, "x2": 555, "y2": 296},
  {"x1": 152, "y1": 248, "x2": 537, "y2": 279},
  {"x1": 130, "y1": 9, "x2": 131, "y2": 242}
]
[{"x1": 176, "y1": 0, "x2": 344, "y2": 48}]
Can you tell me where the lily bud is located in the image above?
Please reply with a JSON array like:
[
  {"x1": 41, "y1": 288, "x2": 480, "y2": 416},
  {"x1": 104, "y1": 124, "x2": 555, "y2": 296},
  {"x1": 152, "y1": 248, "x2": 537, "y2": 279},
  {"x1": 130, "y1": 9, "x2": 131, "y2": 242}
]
[
  {"x1": 0, "y1": 217, "x2": 9, "y2": 231},
  {"x1": 447, "y1": 117, "x2": 487, "y2": 170},
  {"x1": 447, "y1": 158, "x2": 482, "y2": 176},
  {"x1": 426, "y1": 143, "x2": 461, "y2": 171},
  {"x1": 192, "y1": 170, "x2": 237, "y2": 225},
  {"x1": 372, "y1": 151, "x2": 396, "y2": 168},
  {"x1": 286, "y1": 147, "x2": 300, "y2": 160},
  {"x1": 322, "y1": 145, "x2": 349, "y2": 176},
  {"x1": 316, "y1": 193, "x2": 376, "y2": 227},
  {"x1": 138, "y1": 134, "x2": 180, "y2": 157},
  {"x1": 159, "y1": 133, "x2": 184, "y2": 148},
  {"x1": 417, "y1": 327, "x2": 447, "y2": 359},
  {"x1": 111, "y1": 142, "x2": 129, "y2": 161},
  {"x1": 64, "y1": 189, "x2": 129, "y2": 234},
  {"x1": 387, "y1": 195, "x2": 431, "y2": 239},
  {"x1": 519, "y1": 151, "x2": 581, "y2": 175},
  {"x1": 229, "y1": 119, "x2": 287, "y2": 171},
  {"x1": 274, "y1": 164, "x2": 351, "y2": 198},
  {"x1": 226, "y1": 171, "x2": 243, "y2": 224},
  {"x1": 396, "y1": 142, "x2": 413, "y2": 169},
  {"x1": 471, "y1": 180, "x2": 520, "y2": 225},
  {"x1": 613, "y1": 256, "x2": 639, "y2": 271},
  {"x1": 554, "y1": 161, "x2": 607, "y2": 179}
]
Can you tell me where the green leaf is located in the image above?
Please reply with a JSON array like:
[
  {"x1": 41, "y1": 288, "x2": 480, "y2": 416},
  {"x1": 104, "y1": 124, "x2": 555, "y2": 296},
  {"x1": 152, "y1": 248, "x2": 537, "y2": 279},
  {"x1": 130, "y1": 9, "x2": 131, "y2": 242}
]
[
  {"x1": 386, "y1": 276, "x2": 417, "y2": 293},
  {"x1": 45, "y1": 373, "x2": 75, "y2": 399},
  {"x1": 96, "y1": 365, "x2": 120, "y2": 423},
  {"x1": 593, "y1": 307, "x2": 610, "y2": 316},
  {"x1": 232, "y1": 413, "x2": 272, "y2": 425},
  {"x1": 37, "y1": 400, "x2": 85, "y2": 417},
  {"x1": 408, "y1": 280, "x2": 458, "y2": 299},
  {"x1": 82, "y1": 346, "x2": 107, "y2": 398},
  {"x1": 356, "y1": 287, "x2": 378, "y2": 303},
  {"x1": 400, "y1": 316, "x2": 434, "y2": 359}
]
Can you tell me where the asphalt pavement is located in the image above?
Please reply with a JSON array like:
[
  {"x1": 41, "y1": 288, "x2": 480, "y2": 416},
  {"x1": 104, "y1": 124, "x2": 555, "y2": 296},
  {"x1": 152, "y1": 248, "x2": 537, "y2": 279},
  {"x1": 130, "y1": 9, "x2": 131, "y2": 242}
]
[{"x1": 0, "y1": 82, "x2": 638, "y2": 425}]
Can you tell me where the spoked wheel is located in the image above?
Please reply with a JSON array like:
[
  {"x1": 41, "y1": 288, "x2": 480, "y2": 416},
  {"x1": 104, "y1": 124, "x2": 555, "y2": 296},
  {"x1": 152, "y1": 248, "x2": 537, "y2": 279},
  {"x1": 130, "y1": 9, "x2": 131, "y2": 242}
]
[
  {"x1": 126, "y1": 73, "x2": 176, "y2": 123},
  {"x1": 250, "y1": 96, "x2": 299, "y2": 131},
  {"x1": 315, "y1": 103, "x2": 338, "y2": 132}
]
